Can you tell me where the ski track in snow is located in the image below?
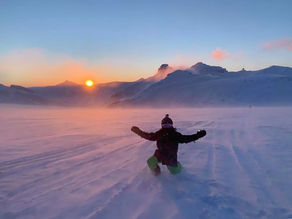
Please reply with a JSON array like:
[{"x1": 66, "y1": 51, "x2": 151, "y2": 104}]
[{"x1": 0, "y1": 105, "x2": 292, "y2": 219}]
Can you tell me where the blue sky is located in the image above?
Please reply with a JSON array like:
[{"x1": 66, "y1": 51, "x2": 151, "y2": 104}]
[{"x1": 0, "y1": 0, "x2": 292, "y2": 85}]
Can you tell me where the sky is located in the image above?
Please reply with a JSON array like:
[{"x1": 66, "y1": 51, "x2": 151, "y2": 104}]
[{"x1": 0, "y1": 0, "x2": 292, "y2": 86}]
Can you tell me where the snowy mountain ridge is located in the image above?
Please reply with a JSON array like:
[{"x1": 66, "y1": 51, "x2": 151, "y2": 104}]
[
  {"x1": 190, "y1": 62, "x2": 228, "y2": 74},
  {"x1": 117, "y1": 63, "x2": 292, "y2": 107},
  {"x1": 1, "y1": 62, "x2": 292, "y2": 106},
  {"x1": 145, "y1": 64, "x2": 175, "y2": 81}
]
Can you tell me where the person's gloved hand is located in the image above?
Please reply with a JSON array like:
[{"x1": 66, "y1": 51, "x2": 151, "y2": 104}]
[
  {"x1": 196, "y1": 129, "x2": 206, "y2": 138},
  {"x1": 131, "y1": 126, "x2": 141, "y2": 134}
]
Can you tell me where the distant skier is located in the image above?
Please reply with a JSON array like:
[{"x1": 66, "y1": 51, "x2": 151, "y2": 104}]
[{"x1": 131, "y1": 114, "x2": 206, "y2": 175}]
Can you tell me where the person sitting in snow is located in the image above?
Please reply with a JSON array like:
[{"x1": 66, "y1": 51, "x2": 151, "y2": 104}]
[{"x1": 131, "y1": 114, "x2": 206, "y2": 175}]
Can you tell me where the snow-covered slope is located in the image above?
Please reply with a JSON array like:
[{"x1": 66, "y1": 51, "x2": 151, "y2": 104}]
[
  {"x1": 29, "y1": 80, "x2": 153, "y2": 106},
  {"x1": 96, "y1": 80, "x2": 153, "y2": 104},
  {"x1": 0, "y1": 64, "x2": 172, "y2": 106},
  {"x1": 122, "y1": 63, "x2": 292, "y2": 106},
  {"x1": 0, "y1": 84, "x2": 47, "y2": 104},
  {"x1": 0, "y1": 80, "x2": 153, "y2": 106},
  {"x1": 30, "y1": 83, "x2": 95, "y2": 106},
  {"x1": 190, "y1": 62, "x2": 228, "y2": 75},
  {"x1": 1, "y1": 63, "x2": 292, "y2": 106},
  {"x1": 145, "y1": 64, "x2": 175, "y2": 81},
  {"x1": 0, "y1": 105, "x2": 292, "y2": 218}
]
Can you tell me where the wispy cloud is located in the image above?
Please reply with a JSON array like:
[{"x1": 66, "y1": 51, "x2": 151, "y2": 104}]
[
  {"x1": 211, "y1": 48, "x2": 230, "y2": 61},
  {"x1": 0, "y1": 49, "x2": 105, "y2": 86},
  {"x1": 0, "y1": 48, "x2": 161, "y2": 86},
  {"x1": 263, "y1": 38, "x2": 292, "y2": 51}
]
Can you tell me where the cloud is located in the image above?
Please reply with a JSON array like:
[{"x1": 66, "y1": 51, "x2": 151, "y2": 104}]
[
  {"x1": 263, "y1": 38, "x2": 292, "y2": 51},
  {"x1": 211, "y1": 48, "x2": 230, "y2": 61}
]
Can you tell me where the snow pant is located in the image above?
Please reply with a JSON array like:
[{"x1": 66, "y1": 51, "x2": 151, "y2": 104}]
[{"x1": 147, "y1": 155, "x2": 182, "y2": 175}]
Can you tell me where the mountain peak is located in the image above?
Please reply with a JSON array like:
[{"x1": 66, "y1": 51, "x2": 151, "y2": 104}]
[
  {"x1": 190, "y1": 62, "x2": 227, "y2": 73},
  {"x1": 10, "y1": 85, "x2": 34, "y2": 93},
  {"x1": 191, "y1": 62, "x2": 207, "y2": 68},
  {"x1": 146, "y1": 64, "x2": 174, "y2": 81},
  {"x1": 265, "y1": 65, "x2": 287, "y2": 70},
  {"x1": 56, "y1": 80, "x2": 79, "y2": 87},
  {"x1": 158, "y1": 64, "x2": 169, "y2": 71}
]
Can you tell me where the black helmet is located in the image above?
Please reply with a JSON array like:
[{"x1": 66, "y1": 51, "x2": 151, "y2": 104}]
[{"x1": 161, "y1": 114, "x2": 173, "y2": 128}]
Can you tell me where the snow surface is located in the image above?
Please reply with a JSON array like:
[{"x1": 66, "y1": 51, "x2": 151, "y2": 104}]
[{"x1": 0, "y1": 105, "x2": 292, "y2": 219}]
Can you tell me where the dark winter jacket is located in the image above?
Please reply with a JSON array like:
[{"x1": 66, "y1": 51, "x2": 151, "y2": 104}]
[{"x1": 133, "y1": 127, "x2": 205, "y2": 166}]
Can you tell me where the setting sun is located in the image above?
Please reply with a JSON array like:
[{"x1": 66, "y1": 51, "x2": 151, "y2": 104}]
[{"x1": 85, "y1": 80, "x2": 94, "y2": 87}]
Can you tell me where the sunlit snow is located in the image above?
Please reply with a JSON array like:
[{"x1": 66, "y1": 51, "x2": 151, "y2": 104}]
[{"x1": 0, "y1": 105, "x2": 292, "y2": 218}]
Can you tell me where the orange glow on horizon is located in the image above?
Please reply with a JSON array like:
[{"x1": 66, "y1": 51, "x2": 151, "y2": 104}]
[
  {"x1": 85, "y1": 80, "x2": 94, "y2": 87},
  {"x1": 0, "y1": 48, "x2": 156, "y2": 86}
]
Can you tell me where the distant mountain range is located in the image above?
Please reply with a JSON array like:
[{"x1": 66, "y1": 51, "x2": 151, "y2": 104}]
[{"x1": 1, "y1": 62, "x2": 292, "y2": 107}]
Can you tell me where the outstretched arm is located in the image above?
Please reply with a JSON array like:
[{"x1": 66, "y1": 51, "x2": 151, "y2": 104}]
[
  {"x1": 131, "y1": 126, "x2": 158, "y2": 141},
  {"x1": 177, "y1": 130, "x2": 206, "y2": 143}
]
